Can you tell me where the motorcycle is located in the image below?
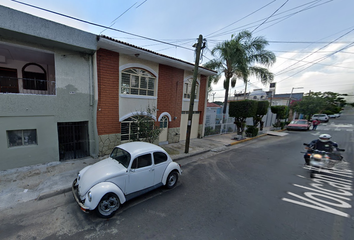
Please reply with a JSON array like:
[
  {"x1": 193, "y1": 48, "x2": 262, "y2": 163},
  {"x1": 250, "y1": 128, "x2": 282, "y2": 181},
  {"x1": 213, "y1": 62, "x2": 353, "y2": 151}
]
[{"x1": 303, "y1": 143, "x2": 345, "y2": 178}]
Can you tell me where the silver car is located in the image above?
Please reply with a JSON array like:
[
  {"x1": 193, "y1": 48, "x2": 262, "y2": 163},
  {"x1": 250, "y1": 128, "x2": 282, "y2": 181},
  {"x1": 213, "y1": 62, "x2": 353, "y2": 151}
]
[{"x1": 310, "y1": 114, "x2": 329, "y2": 122}]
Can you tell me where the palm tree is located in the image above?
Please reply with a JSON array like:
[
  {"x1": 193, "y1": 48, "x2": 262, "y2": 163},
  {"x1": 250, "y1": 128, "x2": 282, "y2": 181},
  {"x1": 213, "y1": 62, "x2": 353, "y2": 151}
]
[{"x1": 204, "y1": 30, "x2": 276, "y2": 114}]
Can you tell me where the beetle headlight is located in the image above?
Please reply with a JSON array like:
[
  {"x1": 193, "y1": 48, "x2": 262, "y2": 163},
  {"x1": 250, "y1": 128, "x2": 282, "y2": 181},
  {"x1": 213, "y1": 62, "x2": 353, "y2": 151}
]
[
  {"x1": 77, "y1": 173, "x2": 81, "y2": 181},
  {"x1": 88, "y1": 191, "x2": 92, "y2": 202}
]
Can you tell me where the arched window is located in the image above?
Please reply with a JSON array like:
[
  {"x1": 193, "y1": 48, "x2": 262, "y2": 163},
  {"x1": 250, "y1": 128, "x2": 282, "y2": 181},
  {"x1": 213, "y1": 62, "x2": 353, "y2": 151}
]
[
  {"x1": 121, "y1": 68, "x2": 156, "y2": 96},
  {"x1": 160, "y1": 116, "x2": 168, "y2": 128},
  {"x1": 184, "y1": 78, "x2": 198, "y2": 99},
  {"x1": 22, "y1": 63, "x2": 47, "y2": 91},
  {"x1": 121, "y1": 115, "x2": 155, "y2": 141}
]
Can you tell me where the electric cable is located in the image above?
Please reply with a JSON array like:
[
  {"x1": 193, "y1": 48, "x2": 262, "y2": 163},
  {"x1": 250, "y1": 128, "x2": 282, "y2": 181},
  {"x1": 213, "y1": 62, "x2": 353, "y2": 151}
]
[
  {"x1": 275, "y1": 27, "x2": 354, "y2": 76},
  {"x1": 206, "y1": 0, "x2": 276, "y2": 37},
  {"x1": 208, "y1": 0, "x2": 331, "y2": 39},
  {"x1": 251, "y1": 0, "x2": 289, "y2": 34},
  {"x1": 276, "y1": 41, "x2": 354, "y2": 83},
  {"x1": 10, "y1": 0, "x2": 194, "y2": 52}
]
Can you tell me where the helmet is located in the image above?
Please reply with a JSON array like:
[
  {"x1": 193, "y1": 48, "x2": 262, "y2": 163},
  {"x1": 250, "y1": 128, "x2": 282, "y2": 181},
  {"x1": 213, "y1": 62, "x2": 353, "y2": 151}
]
[{"x1": 319, "y1": 134, "x2": 331, "y2": 142}]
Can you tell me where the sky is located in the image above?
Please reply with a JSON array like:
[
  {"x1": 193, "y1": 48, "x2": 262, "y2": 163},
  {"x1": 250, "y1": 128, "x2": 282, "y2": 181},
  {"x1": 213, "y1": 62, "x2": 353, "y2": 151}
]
[{"x1": 2, "y1": 0, "x2": 354, "y2": 102}]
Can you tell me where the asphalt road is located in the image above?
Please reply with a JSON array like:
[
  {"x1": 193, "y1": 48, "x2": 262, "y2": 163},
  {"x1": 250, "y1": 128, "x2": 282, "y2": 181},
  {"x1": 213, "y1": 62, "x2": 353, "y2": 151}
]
[{"x1": 0, "y1": 108, "x2": 353, "y2": 240}]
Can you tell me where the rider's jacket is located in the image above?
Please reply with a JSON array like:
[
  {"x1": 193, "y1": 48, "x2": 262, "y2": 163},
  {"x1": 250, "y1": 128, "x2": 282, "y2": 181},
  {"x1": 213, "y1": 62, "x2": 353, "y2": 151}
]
[{"x1": 308, "y1": 140, "x2": 338, "y2": 152}]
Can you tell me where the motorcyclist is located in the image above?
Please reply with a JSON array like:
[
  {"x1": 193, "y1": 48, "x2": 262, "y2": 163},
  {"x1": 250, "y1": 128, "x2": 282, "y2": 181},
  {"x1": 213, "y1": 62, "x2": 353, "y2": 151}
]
[{"x1": 304, "y1": 134, "x2": 339, "y2": 165}]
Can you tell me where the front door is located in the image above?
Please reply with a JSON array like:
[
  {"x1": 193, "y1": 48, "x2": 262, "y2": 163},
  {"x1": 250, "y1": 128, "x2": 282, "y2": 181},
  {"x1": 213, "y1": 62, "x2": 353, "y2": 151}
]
[
  {"x1": 159, "y1": 116, "x2": 168, "y2": 144},
  {"x1": 57, "y1": 122, "x2": 90, "y2": 160}
]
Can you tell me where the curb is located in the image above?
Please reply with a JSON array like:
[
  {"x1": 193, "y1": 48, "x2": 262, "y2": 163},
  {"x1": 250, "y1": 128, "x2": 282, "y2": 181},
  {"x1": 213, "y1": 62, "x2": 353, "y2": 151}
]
[
  {"x1": 173, "y1": 149, "x2": 211, "y2": 161},
  {"x1": 37, "y1": 187, "x2": 72, "y2": 201},
  {"x1": 227, "y1": 129, "x2": 287, "y2": 146}
]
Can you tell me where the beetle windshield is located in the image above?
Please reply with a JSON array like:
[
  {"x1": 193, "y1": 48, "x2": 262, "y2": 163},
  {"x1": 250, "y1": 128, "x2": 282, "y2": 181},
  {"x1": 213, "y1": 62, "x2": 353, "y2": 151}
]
[{"x1": 110, "y1": 147, "x2": 131, "y2": 168}]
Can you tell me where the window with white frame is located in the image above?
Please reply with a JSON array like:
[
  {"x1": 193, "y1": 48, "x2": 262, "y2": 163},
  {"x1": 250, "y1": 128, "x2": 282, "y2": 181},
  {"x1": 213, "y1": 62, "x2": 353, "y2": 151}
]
[
  {"x1": 184, "y1": 78, "x2": 198, "y2": 99},
  {"x1": 7, "y1": 129, "x2": 37, "y2": 147},
  {"x1": 121, "y1": 68, "x2": 155, "y2": 96},
  {"x1": 121, "y1": 116, "x2": 155, "y2": 142}
]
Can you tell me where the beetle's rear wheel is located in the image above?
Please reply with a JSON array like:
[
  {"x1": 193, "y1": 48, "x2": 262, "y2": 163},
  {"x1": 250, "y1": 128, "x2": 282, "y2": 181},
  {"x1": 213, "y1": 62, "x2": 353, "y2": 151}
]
[{"x1": 95, "y1": 193, "x2": 120, "y2": 218}]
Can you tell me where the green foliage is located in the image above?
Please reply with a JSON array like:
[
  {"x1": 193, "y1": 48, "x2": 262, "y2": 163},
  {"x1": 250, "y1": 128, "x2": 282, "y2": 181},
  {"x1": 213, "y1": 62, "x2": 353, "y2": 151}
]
[
  {"x1": 253, "y1": 101, "x2": 269, "y2": 130},
  {"x1": 291, "y1": 91, "x2": 346, "y2": 119},
  {"x1": 131, "y1": 106, "x2": 161, "y2": 143},
  {"x1": 271, "y1": 106, "x2": 288, "y2": 119},
  {"x1": 229, "y1": 100, "x2": 258, "y2": 135},
  {"x1": 271, "y1": 105, "x2": 288, "y2": 128},
  {"x1": 229, "y1": 100, "x2": 258, "y2": 118},
  {"x1": 245, "y1": 125, "x2": 259, "y2": 137}
]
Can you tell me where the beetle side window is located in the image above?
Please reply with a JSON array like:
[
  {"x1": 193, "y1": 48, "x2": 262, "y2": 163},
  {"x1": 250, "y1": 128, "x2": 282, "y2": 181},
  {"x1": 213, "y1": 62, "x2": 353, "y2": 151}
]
[
  {"x1": 153, "y1": 152, "x2": 168, "y2": 165},
  {"x1": 131, "y1": 154, "x2": 152, "y2": 169}
]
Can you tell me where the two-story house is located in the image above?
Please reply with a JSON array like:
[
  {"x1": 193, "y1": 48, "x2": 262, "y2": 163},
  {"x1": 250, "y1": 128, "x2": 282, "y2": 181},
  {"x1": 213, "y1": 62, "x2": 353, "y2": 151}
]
[
  {"x1": 95, "y1": 36, "x2": 215, "y2": 155},
  {"x1": 0, "y1": 6, "x2": 98, "y2": 170}
]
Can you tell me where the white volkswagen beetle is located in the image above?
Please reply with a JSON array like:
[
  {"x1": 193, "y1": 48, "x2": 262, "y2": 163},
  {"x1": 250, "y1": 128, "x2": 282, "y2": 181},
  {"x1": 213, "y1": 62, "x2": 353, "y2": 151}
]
[{"x1": 72, "y1": 142, "x2": 182, "y2": 218}]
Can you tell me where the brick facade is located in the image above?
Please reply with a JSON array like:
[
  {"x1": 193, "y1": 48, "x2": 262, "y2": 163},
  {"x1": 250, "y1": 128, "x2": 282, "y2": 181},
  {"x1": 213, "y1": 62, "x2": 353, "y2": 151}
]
[
  {"x1": 96, "y1": 49, "x2": 120, "y2": 135},
  {"x1": 157, "y1": 64, "x2": 184, "y2": 128}
]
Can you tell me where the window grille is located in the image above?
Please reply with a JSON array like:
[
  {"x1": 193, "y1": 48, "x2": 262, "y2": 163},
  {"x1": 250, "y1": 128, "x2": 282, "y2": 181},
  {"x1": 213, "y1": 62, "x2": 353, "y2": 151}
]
[
  {"x1": 121, "y1": 68, "x2": 155, "y2": 96},
  {"x1": 121, "y1": 116, "x2": 155, "y2": 142}
]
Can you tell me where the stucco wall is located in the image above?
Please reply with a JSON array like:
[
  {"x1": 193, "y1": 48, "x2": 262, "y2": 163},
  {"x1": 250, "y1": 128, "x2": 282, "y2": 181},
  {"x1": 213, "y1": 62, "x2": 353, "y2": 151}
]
[
  {"x1": 0, "y1": 42, "x2": 96, "y2": 170},
  {"x1": 119, "y1": 55, "x2": 159, "y2": 120}
]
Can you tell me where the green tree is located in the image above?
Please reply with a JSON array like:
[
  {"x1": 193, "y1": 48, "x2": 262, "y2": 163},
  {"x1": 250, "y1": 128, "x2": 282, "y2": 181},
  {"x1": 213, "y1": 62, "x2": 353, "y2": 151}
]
[
  {"x1": 253, "y1": 101, "x2": 269, "y2": 131},
  {"x1": 130, "y1": 106, "x2": 161, "y2": 143},
  {"x1": 291, "y1": 91, "x2": 345, "y2": 119},
  {"x1": 271, "y1": 106, "x2": 288, "y2": 129},
  {"x1": 229, "y1": 100, "x2": 258, "y2": 135},
  {"x1": 204, "y1": 30, "x2": 276, "y2": 114}
]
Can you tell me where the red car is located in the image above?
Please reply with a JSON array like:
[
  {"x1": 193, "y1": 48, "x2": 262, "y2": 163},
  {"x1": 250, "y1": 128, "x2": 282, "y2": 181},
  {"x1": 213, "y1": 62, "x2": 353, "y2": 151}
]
[{"x1": 286, "y1": 119, "x2": 311, "y2": 131}]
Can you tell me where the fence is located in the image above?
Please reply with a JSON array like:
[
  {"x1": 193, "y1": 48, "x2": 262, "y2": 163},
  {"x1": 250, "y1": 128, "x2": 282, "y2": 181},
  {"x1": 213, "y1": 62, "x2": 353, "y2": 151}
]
[
  {"x1": 0, "y1": 76, "x2": 56, "y2": 95},
  {"x1": 204, "y1": 108, "x2": 278, "y2": 137},
  {"x1": 205, "y1": 113, "x2": 236, "y2": 136}
]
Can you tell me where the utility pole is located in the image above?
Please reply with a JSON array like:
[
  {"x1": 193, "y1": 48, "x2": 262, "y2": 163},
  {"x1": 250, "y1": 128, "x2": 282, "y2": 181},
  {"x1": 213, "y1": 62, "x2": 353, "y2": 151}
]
[
  {"x1": 185, "y1": 35, "x2": 204, "y2": 153},
  {"x1": 212, "y1": 92, "x2": 216, "y2": 102}
]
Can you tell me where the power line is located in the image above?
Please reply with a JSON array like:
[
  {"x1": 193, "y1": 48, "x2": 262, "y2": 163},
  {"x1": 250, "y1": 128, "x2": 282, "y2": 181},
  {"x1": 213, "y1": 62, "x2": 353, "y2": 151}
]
[
  {"x1": 276, "y1": 55, "x2": 354, "y2": 70},
  {"x1": 208, "y1": 0, "x2": 331, "y2": 39},
  {"x1": 275, "y1": 27, "x2": 354, "y2": 76},
  {"x1": 253, "y1": 0, "x2": 333, "y2": 34},
  {"x1": 100, "y1": 2, "x2": 138, "y2": 34},
  {"x1": 251, "y1": 0, "x2": 289, "y2": 33},
  {"x1": 277, "y1": 41, "x2": 354, "y2": 83},
  {"x1": 206, "y1": 0, "x2": 276, "y2": 37},
  {"x1": 10, "y1": 0, "x2": 194, "y2": 52}
]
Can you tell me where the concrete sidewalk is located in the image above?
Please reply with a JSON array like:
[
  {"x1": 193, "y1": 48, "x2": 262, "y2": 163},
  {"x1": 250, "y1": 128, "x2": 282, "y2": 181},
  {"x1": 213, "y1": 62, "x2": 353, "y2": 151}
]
[{"x1": 0, "y1": 128, "x2": 279, "y2": 211}]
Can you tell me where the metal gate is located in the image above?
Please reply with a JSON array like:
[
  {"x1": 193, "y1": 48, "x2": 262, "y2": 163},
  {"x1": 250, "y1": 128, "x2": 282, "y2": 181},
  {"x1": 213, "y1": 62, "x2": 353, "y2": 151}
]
[
  {"x1": 57, "y1": 121, "x2": 90, "y2": 160},
  {"x1": 205, "y1": 113, "x2": 236, "y2": 136}
]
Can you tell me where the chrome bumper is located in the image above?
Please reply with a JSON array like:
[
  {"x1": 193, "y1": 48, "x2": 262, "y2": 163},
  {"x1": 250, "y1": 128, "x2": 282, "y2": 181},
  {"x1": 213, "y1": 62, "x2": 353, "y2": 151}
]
[{"x1": 72, "y1": 179, "x2": 90, "y2": 213}]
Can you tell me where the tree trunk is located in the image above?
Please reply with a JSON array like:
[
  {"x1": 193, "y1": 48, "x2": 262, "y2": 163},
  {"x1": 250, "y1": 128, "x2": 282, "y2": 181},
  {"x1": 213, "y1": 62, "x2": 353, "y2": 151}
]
[{"x1": 222, "y1": 78, "x2": 230, "y2": 114}]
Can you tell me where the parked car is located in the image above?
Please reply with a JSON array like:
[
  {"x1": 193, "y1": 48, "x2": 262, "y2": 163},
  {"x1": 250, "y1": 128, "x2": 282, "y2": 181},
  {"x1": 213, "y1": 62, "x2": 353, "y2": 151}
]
[
  {"x1": 310, "y1": 114, "x2": 329, "y2": 122},
  {"x1": 286, "y1": 119, "x2": 311, "y2": 131},
  {"x1": 72, "y1": 142, "x2": 182, "y2": 218}
]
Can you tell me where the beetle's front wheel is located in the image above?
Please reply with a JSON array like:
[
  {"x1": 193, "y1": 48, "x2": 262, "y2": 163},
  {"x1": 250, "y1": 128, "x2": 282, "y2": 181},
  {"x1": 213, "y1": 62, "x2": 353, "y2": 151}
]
[
  {"x1": 165, "y1": 171, "x2": 178, "y2": 189},
  {"x1": 95, "y1": 193, "x2": 120, "y2": 218}
]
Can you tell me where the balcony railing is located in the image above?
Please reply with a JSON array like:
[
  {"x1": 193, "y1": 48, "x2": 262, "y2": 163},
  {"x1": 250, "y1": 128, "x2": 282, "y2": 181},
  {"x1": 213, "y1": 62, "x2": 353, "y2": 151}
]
[{"x1": 0, "y1": 76, "x2": 56, "y2": 95}]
